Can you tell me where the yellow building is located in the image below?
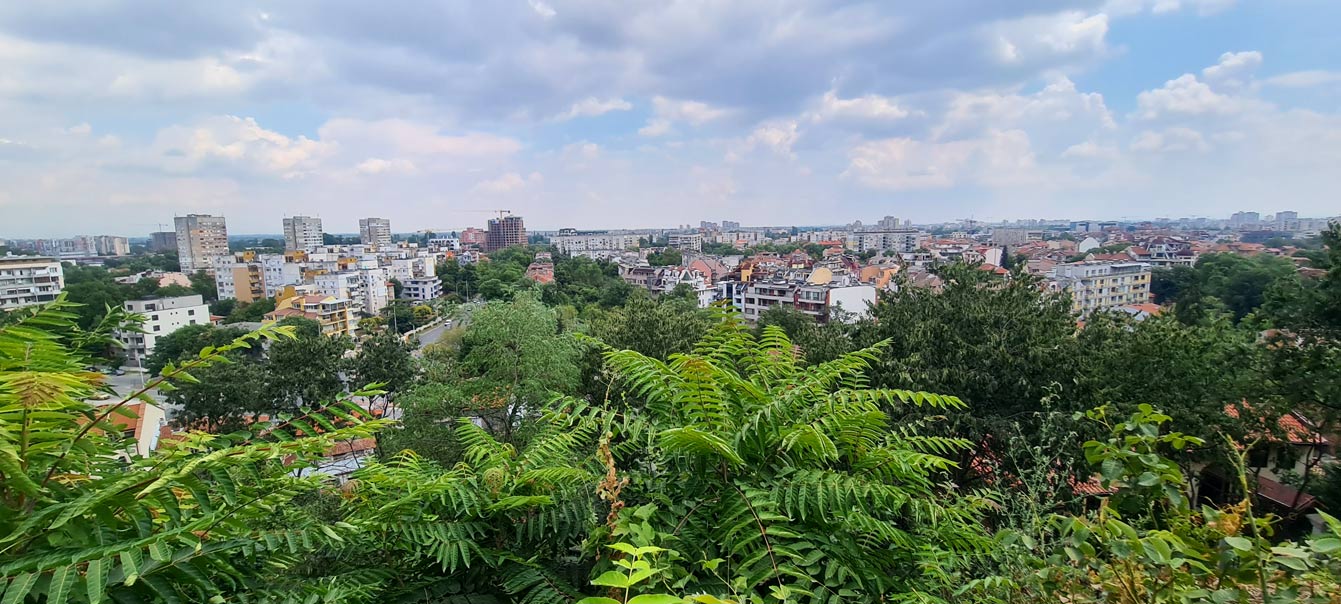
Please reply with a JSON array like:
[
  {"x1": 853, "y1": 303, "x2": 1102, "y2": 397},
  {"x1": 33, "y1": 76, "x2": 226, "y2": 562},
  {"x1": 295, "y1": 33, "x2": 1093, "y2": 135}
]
[
  {"x1": 266, "y1": 288, "x2": 355, "y2": 338},
  {"x1": 1051, "y1": 261, "x2": 1152, "y2": 314}
]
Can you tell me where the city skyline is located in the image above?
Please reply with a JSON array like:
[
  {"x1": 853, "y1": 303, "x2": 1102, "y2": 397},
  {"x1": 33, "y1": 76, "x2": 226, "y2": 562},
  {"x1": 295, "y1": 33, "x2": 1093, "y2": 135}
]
[{"x1": 3, "y1": 2, "x2": 1341, "y2": 237}]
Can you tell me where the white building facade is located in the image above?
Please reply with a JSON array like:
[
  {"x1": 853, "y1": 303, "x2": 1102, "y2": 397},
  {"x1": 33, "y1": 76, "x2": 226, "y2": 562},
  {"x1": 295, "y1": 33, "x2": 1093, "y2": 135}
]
[{"x1": 119, "y1": 295, "x2": 211, "y2": 362}]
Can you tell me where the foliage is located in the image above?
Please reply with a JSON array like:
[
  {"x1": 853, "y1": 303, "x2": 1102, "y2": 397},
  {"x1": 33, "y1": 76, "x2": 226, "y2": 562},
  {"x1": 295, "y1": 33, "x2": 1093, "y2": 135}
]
[
  {"x1": 1030, "y1": 405, "x2": 1341, "y2": 603},
  {"x1": 459, "y1": 293, "x2": 580, "y2": 441},
  {"x1": 646, "y1": 248, "x2": 683, "y2": 267},
  {"x1": 0, "y1": 296, "x2": 388, "y2": 604},
  {"x1": 350, "y1": 332, "x2": 417, "y2": 396},
  {"x1": 754, "y1": 306, "x2": 855, "y2": 365},
  {"x1": 573, "y1": 319, "x2": 996, "y2": 602},
  {"x1": 856, "y1": 264, "x2": 1082, "y2": 467},
  {"x1": 223, "y1": 297, "x2": 276, "y2": 324},
  {"x1": 588, "y1": 291, "x2": 712, "y2": 361},
  {"x1": 1154, "y1": 253, "x2": 1300, "y2": 322},
  {"x1": 142, "y1": 323, "x2": 250, "y2": 374}
]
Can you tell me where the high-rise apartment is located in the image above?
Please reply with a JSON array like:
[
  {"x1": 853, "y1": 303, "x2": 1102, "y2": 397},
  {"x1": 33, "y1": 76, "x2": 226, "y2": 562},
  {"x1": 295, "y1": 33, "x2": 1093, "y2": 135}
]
[
  {"x1": 149, "y1": 231, "x2": 177, "y2": 253},
  {"x1": 485, "y1": 215, "x2": 526, "y2": 251},
  {"x1": 175, "y1": 214, "x2": 229, "y2": 272},
  {"x1": 359, "y1": 217, "x2": 393, "y2": 246},
  {"x1": 94, "y1": 235, "x2": 130, "y2": 256},
  {"x1": 283, "y1": 216, "x2": 324, "y2": 251},
  {"x1": 0, "y1": 256, "x2": 64, "y2": 311}
]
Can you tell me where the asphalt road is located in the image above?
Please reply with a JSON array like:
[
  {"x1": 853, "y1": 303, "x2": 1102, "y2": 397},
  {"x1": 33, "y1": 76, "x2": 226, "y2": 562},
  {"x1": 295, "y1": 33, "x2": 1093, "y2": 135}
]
[{"x1": 414, "y1": 320, "x2": 453, "y2": 349}]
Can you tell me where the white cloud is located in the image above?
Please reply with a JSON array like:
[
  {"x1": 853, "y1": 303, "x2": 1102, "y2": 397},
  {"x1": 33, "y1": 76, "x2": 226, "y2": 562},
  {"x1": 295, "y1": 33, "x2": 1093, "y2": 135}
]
[
  {"x1": 1105, "y1": 0, "x2": 1236, "y2": 15},
  {"x1": 844, "y1": 130, "x2": 1038, "y2": 191},
  {"x1": 1201, "y1": 51, "x2": 1262, "y2": 90},
  {"x1": 318, "y1": 118, "x2": 522, "y2": 158},
  {"x1": 810, "y1": 91, "x2": 909, "y2": 122},
  {"x1": 66, "y1": 123, "x2": 92, "y2": 136},
  {"x1": 150, "y1": 115, "x2": 330, "y2": 178},
  {"x1": 471, "y1": 171, "x2": 543, "y2": 194},
  {"x1": 743, "y1": 120, "x2": 800, "y2": 158},
  {"x1": 1264, "y1": 70, "x2": 1341, "y2": 88},
  {"x1": 1136, "y1": 74, "x2": 1249, "y2": 118},
  {"x1": 558, "y1": 97, "x2": 633, "y2": 120},
  {"x1": 355, "y1": 157, "x2": 418, "y2": 175},
  {"x1": 1130, "y1": 127, "x2": 1210, "y2": 152},
  {"x1": 638, "y1": 118, "x2": 673, "y2": 137},
  {"x1": 1061, "y1": 141, "x2": 1120, "y2": 159},
  {"x1": 990, "y1": 12, "x2": 1109, "y2": 65}
]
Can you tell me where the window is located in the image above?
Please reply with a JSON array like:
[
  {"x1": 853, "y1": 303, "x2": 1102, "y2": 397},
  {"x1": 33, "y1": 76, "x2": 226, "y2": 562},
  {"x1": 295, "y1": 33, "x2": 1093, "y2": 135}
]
[
  {"x1": 152, "y1": 325, "x2": 161, "y2": 332},
  {"x1": 188, "y1": 309, "x2": 195, "y2": 316}
]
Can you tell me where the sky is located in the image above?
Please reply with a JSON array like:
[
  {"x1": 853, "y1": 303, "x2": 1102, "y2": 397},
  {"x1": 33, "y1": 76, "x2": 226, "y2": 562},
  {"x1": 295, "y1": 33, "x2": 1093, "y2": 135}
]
[{"x1": 2, "y1": 0, "x2": 1340, "y2": 237}]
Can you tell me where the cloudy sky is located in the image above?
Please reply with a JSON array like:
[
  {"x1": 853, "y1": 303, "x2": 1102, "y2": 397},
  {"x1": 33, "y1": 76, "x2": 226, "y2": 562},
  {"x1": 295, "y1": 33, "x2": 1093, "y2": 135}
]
[{"x1": 2, "y1": 1, "x2": 1339, "y2": 237}]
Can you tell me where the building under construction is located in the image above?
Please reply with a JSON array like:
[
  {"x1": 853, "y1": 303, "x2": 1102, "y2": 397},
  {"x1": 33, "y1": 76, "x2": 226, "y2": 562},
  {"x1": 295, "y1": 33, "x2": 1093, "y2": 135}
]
[{"x1": 485, "y1": 215, "x2": 526, "y2": 251}]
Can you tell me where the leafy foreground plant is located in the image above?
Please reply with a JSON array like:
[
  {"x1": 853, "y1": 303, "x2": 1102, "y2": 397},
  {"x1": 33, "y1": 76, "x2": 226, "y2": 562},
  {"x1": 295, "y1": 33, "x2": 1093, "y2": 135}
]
[
  {"x1": 575, "y1": 320, "x2": 1000, "y2": 603},
  {"x1": 1019, "y1": 405, "x2": 1341, "y2": 603},
  {"x1": 0, "y1": 297, "x2": 389, "y2": 603},
  {"x1": 312, "y1": 319, "x2": 999, "y2": 603}
]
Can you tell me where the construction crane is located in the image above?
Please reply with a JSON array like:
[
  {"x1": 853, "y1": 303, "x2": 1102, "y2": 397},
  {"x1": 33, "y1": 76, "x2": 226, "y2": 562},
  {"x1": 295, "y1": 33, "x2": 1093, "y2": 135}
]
[{"x1": 459, "y1": 209, "x2": 512, "y2": 220}]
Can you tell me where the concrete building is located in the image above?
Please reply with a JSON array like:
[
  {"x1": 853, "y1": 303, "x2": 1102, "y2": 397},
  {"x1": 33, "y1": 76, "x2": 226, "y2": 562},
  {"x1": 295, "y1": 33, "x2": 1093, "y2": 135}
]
[
  {"x1": 845, "y1": 229, "x2": 924, "y2": 253},
  {"x1": 283, "y1": 216, "x2": 324, "y2": 251},
  {"x1": 119, "y1": 295, "x2": 210, "y2": 362},
  {"x1": 402, "y1": 276, "x2": 444, "y2": 302},
  {"x1": 722, "y1": 220, "x2": 741, "y2": 231},
  {"x1": 734, "y1": 280, "x2": 876, "y2": 323},
  {"x1": 460, "y1": 228, "x2": 487, "y2": 247},
  {"x1": 149, "y1": 231, "x2": 178, "y2": 253},
  {"x1": 1051, "y1": 261, "x2": 1152, "y2": 314},
  {"x1": 485, "y1": 215, "x2": 526, "y2": 251},
  {"x1": 668, "y1": 233, "x2": 704, "y2": 252},
  {"x1": 359, "y1": 217, "x2": 392, "y2": 247},
  {"x1": 266, "y1": 291, "x2": 355, "y2": 338},
  {"x1": 175, "y1": 214, "x2": 229, "y2": 272},
  {"x1": 551, "y1": 233, "x2": 640, "y2": 254},
  {"x1": 0, "y1": 256, "x2": 64, "y2": 311},
  {"x1": 94, "y1": 236, "x2": 130, "y2": 256}
]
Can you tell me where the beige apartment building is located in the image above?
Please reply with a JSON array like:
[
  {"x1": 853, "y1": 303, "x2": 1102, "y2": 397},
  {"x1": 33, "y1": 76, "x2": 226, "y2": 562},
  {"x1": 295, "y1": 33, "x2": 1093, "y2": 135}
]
[
  {"x1": 175, "y1": 214, "x2": 229, "y2": 272},
  {"x1": 1051, "y1": 261, "x2": 1152, "y2": 314}
]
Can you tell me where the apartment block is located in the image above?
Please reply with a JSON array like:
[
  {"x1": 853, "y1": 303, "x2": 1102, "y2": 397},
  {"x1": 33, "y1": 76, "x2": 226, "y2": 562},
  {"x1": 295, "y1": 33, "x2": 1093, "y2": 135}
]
[
  {"x1": 402, "y1": 276, "x2": 444, "y2": 302},
  {"x1": 734, "y1": 280, "x2": 876, "y2": 323},
  {"x1": 668, "y1": 233, "x2": 703, "y2": 252},
  {"x1": 149, "y1": 231, "x2": 177, "y2": 253},
  {"x1": 94, "y1": 236, "x2": 130, "y2": 256},
  {"x1": 119, "y1": 295, "x2": 210, "y2": 362},
  {"x1": 175, "y1": 214, "x2": 229, "y2": 272},
  {"x1": 0, "y1": 256, "x2": 64, "y2": 311},
  {"x1": 485, "y1": 215, "x2": 526, "y2": 251},
  {"x1": 845, "y1": 229, "x2": 924, "y2": 253},
  {"x1": 359, "y1": 217, "x2": 393, "y2": 247},
  {"x1": 283, "y1": 216, "x2": 324, "y2": 251},
  {"x1": 551, "y1": 233, "x2": 640, "y2": 254},
  {"x1": 1051, "y1": 261, "x2": 1152, "y2": 314},
  {"x1": 266, "y1": 293, "x2": 354, "y2": 338}
]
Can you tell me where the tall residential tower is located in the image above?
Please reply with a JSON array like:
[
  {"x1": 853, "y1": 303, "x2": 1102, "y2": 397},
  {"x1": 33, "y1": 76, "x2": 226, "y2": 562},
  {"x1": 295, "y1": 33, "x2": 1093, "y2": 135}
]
[
  {"x1": 359, "y1": 217, "x2": 392, "y2": 247},
  {"x1": 174, "y1": 214, "x2": 229, "y2": 272},
  {"x1": 485, "y1": 215, "x2": 526, "y2": 251},
  {"x1": 283, "y1": 216, "x2": 324, "y2": 251}
]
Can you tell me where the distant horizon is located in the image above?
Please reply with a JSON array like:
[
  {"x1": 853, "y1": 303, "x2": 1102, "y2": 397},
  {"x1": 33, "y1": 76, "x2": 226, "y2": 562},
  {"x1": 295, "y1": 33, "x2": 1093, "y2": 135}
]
[{"x1": 7, "y1": 211, "x2": 1337, "y2": 242}]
